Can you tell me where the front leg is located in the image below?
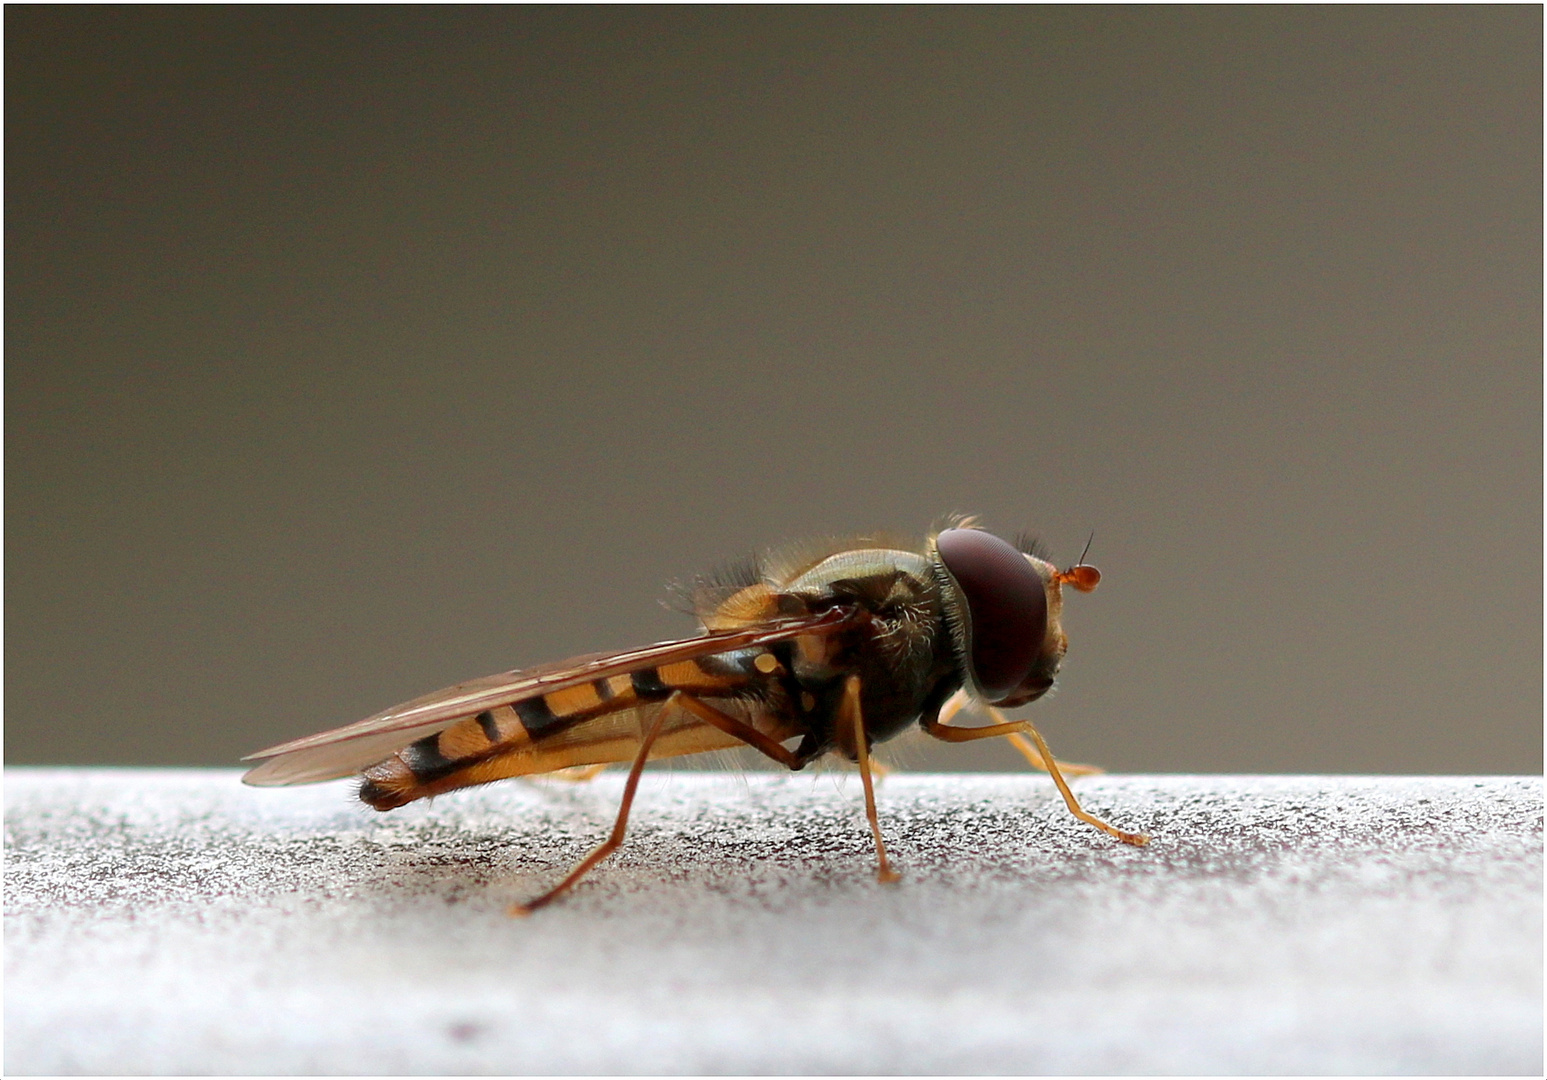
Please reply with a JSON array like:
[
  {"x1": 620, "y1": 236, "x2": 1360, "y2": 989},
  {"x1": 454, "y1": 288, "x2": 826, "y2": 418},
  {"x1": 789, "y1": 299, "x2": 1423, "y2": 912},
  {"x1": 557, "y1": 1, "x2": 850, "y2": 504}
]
[
  {"x1": 926, "y1": 690, "x2": 1147, "y2": 848},
  {"x1": 933, "y1": 688, "x2": 1104, "y2": 775}
]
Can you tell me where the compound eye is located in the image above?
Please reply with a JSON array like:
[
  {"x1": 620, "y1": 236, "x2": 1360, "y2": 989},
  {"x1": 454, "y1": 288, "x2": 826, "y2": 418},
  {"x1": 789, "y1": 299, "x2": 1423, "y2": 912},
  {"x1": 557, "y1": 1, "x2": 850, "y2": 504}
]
[{"x1": 936, "y1": 528, "x2": 1048, "y2": 700}]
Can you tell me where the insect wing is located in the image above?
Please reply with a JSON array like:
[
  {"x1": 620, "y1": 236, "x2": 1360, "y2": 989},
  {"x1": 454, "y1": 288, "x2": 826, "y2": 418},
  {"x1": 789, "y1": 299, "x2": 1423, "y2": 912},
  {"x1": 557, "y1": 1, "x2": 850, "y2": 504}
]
[{"x1": 241, "y1": 606, "x2": 860, "y2": 786}]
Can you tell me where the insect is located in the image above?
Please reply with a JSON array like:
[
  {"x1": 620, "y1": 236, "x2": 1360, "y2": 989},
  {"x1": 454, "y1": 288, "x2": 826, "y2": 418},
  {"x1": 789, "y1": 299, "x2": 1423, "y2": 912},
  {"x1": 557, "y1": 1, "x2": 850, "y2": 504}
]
[{"x1": 243, "y1": 521, "x2": 1147, "y2": 913}]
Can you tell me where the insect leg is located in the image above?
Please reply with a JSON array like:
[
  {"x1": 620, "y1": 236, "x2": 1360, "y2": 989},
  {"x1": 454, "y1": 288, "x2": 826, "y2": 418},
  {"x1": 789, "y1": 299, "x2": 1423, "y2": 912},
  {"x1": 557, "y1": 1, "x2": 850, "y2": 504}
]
[
  {"x1": 1019, "y1": 717, "x2": 1149, "y2": 847},
  {"x1": 933, "y1": 689, "x2": 1103, "y2": 776},
  {"x1": 936, "y1": 687, "x2": 971, "y2": 726},
  {"x1": 987, "y1": 706, "x2": 1103, "y2": 776},
  {"x1": 840, "y1": 675, "x2": 901, "y2": 884},
  {"x1": 922, "y1": 708, "x2": 1035, "y2": 743},
  {"x1": 672, "y1": 694, "x2": 814, "y2": 770},
  {"x1": 510, "y1": 694, "x2": 676, "y2": 915}
]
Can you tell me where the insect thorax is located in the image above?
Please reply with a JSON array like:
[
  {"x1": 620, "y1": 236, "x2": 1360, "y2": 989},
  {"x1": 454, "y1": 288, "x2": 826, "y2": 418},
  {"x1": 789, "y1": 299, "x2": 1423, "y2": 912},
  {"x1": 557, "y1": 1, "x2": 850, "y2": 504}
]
[{"x1": 778, "y1": 548, "x2": 960, "y2": 750}]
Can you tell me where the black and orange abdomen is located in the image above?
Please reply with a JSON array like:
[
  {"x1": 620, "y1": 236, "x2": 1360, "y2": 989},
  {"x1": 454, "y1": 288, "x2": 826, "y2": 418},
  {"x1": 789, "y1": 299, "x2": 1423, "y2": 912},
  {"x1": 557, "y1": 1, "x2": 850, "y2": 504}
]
[{"x1": 357, "y1": 657, "x2": 778, "y2": 809}]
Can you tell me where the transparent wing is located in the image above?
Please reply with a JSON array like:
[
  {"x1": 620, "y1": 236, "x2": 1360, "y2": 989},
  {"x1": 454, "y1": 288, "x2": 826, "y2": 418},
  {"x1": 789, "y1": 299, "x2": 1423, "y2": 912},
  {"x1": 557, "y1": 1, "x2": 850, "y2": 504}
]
[{"x1": 241, "y1": 606, "x2": 860, "y2": 786}]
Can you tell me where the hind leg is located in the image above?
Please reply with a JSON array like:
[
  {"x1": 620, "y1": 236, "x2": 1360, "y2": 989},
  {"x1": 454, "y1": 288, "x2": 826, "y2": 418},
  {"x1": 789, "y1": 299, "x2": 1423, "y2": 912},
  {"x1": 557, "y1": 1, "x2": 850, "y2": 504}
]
[{"x1": 510, "y1": 696, "x2": 676, "y2": 915}]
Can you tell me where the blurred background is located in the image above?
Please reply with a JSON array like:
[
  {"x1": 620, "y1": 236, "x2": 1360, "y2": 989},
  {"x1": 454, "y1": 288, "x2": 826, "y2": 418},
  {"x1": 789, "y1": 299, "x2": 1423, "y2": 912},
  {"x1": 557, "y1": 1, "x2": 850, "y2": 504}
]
[{"x1": 7, "y1": 7, "x2": 1540, "y2": 774}]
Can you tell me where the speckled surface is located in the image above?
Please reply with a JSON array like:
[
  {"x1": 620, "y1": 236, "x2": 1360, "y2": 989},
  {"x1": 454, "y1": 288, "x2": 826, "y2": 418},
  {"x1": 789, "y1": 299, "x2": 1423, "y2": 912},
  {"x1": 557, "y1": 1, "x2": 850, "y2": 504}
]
[{"x1": 5, "y1": 769, "x2": 1542, "y2": 1074}]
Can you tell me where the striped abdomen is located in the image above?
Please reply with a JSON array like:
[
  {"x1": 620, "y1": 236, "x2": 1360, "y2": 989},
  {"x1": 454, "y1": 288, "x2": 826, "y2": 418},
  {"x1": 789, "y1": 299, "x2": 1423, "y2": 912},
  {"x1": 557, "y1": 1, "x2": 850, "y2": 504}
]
[{"x1": 358, "y1": 654, "x2": 787, "y2": 809}]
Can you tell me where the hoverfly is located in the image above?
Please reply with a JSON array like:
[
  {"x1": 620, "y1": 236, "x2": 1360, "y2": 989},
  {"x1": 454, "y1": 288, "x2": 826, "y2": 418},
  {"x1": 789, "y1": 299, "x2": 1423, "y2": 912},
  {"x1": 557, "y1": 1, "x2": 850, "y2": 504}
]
[{"x1": 243, "y1": 521, "x2": 1147, "y2": 913}]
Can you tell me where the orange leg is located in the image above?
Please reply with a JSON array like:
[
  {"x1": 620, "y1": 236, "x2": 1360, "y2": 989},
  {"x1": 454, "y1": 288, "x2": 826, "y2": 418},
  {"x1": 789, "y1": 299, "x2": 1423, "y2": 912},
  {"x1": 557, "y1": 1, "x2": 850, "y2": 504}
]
[
  {"x1": 510, "y1": 694, "x2": 675, "y2": 915},
  {"x1": 841, "y1": 675, "x2": 900, "y2": 883},
  {"x1": 674, "y1": 694, "x2": 810, "y2": 770},
  {"x1": 677, "y1": 693, "x2": 894, "y2": 780},
  {"x1": 1021, "y1": 718, "x2": 1148, "y2": 846},
  {"x1": 927, "y1": 690, "x2": 1146, "y2": 847},
  {"x1": 935, "y1": 689, "x2": 1104, "y2": 776}
]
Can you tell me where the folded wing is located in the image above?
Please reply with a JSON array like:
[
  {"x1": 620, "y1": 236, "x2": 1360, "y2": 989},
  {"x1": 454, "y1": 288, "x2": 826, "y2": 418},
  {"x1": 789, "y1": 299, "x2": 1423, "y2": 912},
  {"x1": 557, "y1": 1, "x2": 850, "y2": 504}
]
[{"x1": 242, "y1": 606, "x2": 859, "y2": 786}]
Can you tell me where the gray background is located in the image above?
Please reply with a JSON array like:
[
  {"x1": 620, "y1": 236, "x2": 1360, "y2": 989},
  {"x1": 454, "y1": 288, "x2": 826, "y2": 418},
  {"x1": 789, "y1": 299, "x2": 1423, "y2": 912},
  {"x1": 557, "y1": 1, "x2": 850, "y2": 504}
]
[{"x1": 7, "y1": 7, "x2": 1541, "y2": 773}]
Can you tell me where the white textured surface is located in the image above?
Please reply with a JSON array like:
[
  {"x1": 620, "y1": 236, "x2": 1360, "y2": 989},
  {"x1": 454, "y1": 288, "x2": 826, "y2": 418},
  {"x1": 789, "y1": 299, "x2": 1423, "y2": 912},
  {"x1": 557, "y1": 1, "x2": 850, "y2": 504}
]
[{"x1": 5, "y1": 768, "x2": 1542, "y2": 1074}]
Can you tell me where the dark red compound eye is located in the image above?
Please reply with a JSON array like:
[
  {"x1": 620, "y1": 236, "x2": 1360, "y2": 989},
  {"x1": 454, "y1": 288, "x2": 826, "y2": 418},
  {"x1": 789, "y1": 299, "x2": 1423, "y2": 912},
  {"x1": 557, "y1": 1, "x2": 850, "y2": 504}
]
[{"x1": 935, "y1": 528, "x2": 1048, "y2": 699}]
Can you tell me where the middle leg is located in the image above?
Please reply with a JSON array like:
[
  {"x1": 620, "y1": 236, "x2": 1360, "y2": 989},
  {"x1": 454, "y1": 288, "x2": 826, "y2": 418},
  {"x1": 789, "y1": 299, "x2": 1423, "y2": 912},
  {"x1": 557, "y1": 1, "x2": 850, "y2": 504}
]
[{"x1": 840, "y1": 675, "x2": 900, "y2": 884}]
